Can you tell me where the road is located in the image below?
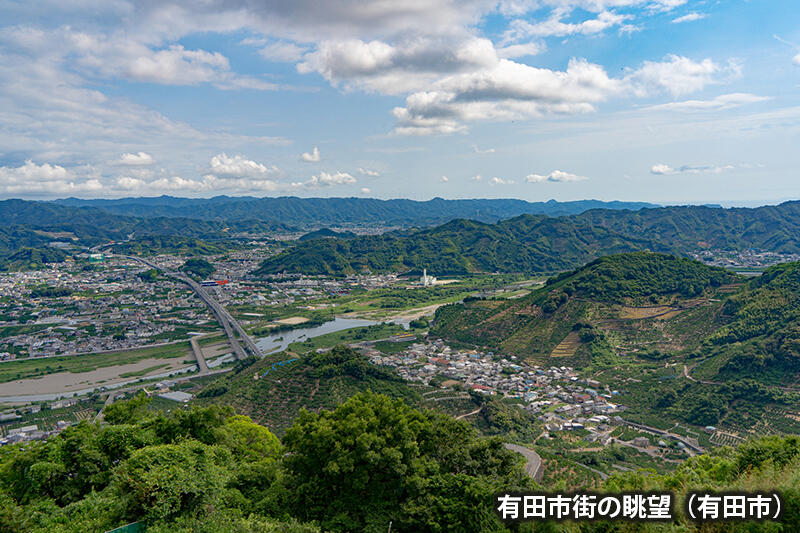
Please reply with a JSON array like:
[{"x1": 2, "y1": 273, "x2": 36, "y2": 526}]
[
  {"x1": 190, "y1": 337, "x2": 210, "y2": 373},
  {"x1": 504, "y1": 443, "x2": 544, "y2": 483},
  {"x1": 124, "y1": 255, "x2": 261, "y2": 360}
]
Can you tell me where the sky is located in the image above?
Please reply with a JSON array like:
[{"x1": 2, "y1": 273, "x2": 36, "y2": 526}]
[{"x1": 0, "y1": 0, "x2": 798, "y2": 205}]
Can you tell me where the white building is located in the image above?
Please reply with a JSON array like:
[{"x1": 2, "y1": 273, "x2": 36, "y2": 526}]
[{"x1": 420, "y1": 269, "x2": 437, "y2": 287}]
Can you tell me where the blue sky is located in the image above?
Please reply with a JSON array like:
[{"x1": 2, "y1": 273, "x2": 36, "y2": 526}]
[{"x1": 0, "y1": 0, "x2": 798, "y2": 205}]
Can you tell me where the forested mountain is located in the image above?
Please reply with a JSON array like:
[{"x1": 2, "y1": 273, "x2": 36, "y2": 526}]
[
  {"x1": 255, "y1": 201, "x2": 800, "y2": 276},
  {"x1": 431, "y1": 252, "x2": 739, "y2": 363},
  {"x1": 54, "y1": 195, "x2": 656, "y2": 226}
]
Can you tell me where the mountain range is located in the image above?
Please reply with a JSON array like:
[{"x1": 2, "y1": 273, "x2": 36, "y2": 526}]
[{"x1": 256, "y1": 201, "x2": 800, "y2": 276}]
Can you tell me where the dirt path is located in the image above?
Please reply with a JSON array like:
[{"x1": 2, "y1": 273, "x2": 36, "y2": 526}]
[{"x1": 455, "y1": 406, "x2": 482, "y2": 420}]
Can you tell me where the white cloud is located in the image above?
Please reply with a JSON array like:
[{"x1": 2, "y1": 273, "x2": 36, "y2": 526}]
[
  {"x1": 115, "y1": 176, "x2": 147, "y2": 190},
  {"x1": 472, "y1": 144, "x2": 495, "y2": 154},
  {"x1": 440, "y1": 175, "x2": 449, "y2": 182},
  {"x1": 360, "y1": 187, "x2": 371, "y2": 194},
  {"x1": 506, "y1": 10, "x2": 630, "y2": 39},
  {"x1": 794, "y1": 53, "x2": 800, "y2": 66},
  {"x1": 650, "y1": 163, "x2": 735, "y2": 175},
  {"x1": 489, "y1": 176, "x2": 514, "y2": 184},
  {"x1": 649, "y1": 0, "x2": 687, "y2": 12},
  {"x1": 300, "y1": 146, "x2": 321, "y2": 162},
  {"x1": 303, "y1": 171, "x2": 356, "y2": 188},
  {"x1": 0, "y1": 160, "x2": 103, "y2": 195},
  {"x1": 626, "y1": 54, "x2": 735, "y2": 97},
  {"x1": 206, "y1": 153, "x2": 279, "y2": 178},
  {"x1": 672, "y1": 12, "x2": 706, "y2": 23},
  {"x1": 358, "y1": 167, "x2": 380, "y2": 176},
  {"x1": 650, "y1": 164, "x2": 674, "y2": 175},
  {"x1": 525, "y1": 170, "x2": 587, "y2": 182},
  {"x1": 644, "y1": 93, "x2": 769, "y2": 112},
  {"x1": 393, "y1": 58, "x2": 622, "y2": 134},
  {"x1": 298, "y1": 37, "x2": 498, "y2": 94},
  {"x1": 118, "y1": 151, "x2": 154, "y2": 165},
  {"x1": 471, "y1": 174, "x2": 482, "y2": 181},
  {"x1": 259, "y1": 41, "x2": 309, "y2": 62}
]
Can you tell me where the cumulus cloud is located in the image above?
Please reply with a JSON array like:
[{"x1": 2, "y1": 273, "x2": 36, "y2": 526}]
[
  {"x1": 304, "y1": 171, "x2": 356, "y2": 187},
  {"x1": 489, "y1": 176, "x2": 514, "y2": 184},
  {"x1": 206, "y1": 153, "x2": 279, "y2": 178},
  {"x1": 393, "y1": 58, "x2": 622, "y2": 134},
  {"x1": 440, "y1": 175, "x2": 449, "y2": 182},
  {"x1": 672, "y1": 12, "x2": 706, "y2": 23},
  {"x1": 300, "y1": 146, "x2": 321, "y2": 162},
  {"x1": 645, "y1": 93, "x2": 769, "y2": 112},
  {"x1": 118, "y1": 151, "x2": 154, "y2": 165},
  {"x1": 626, "y1": 54, "x2": 737, "y2": 97},
  {"x1": 794, "y1": 53, "x2": 800, "y2": 66},
  {"x1": 471, "y1": 174, "x2": 482, "y2": 181},
  {"x1": 358, "y1": 167, "x2": 380, "y2": 176},
  {"x1": 650, "y1": 163, "x2": 735, "y2": 175},
  {"x1": 360, "y1": 187, "x2": 371, "y2": 194},
  {"x1": 0, "y1": 160, "x2": 103, "y2": 195},
  {"x1": 525, "y1": 170, "x2": 587, "y2": 182},
  {"x1": 298, "y1": 37, "x2": 499, "y2": 94}
]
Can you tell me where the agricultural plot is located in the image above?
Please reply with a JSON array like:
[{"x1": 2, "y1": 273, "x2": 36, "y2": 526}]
[
  {"x1": 618, "y1": 305, "x2": 679, "y2": 319},
  {"x1": 550, "y1": 331, "x2": 582, "y2": 358}
]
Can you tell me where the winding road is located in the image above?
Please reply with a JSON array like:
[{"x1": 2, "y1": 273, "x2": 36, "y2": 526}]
[{"x1": 504, "y1": 443, "x2": 544, "y2": 483}]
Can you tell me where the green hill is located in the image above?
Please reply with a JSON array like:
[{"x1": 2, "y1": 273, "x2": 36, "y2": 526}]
[
  {"x1": 297, "y1": 228, "x2": 357, "y2": 241},
  {"x1": 693, "y1": 260, "x2": 800, "y2": 384},
  {"x1": 0, "y1": 247, "x2": 67, "y2": 271},
  {"x1": 431, "y1": 252, "x2": 739, "y2": 365},
  {"x1": 196, "y1": 346, "x2": 423, "y2": 436}
]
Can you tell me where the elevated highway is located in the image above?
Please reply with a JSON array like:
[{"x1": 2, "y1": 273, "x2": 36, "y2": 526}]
[{"x1": 124, "y1": 256, "x2": 261, "y2": 360}]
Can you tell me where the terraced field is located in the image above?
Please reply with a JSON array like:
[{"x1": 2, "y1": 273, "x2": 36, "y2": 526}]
[{"x1": 550, "y1": 331, "x2": 582, "y2": 358}]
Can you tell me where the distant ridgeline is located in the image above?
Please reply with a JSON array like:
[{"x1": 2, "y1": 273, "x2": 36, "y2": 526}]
[
  {"x1": 54, "y1": 195, "x2": 657, "y2": 226},
  {"x1": 255, "y1": 201, "x2": 800, "y2": 276}
]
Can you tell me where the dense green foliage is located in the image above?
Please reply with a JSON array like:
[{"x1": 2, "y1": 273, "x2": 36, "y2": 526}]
[
  {"x1": 111, "y1": 236, "x2": 230, "y2": 256},
  {"x1": 0, "y1": 247, "x2": 67, "y2": 272},
  {"x1": 255, "y1": 202, "x2": 800, "y2": 275},
  {"x1": 0, "y1": 392, "x2": 532, "y2": 533},
  {"x1": 199, "y1": 346, "x2": 421, "y2": 435},
  {"x1": 180, "y1": 258, "x2": 216, "y2": 279},
  {"x1": 546, "y1": 252, "x2": 737, "y2": 303},
  {"x1": 29, "y1": 286, "x2": 73, "y2": 298},
  {"x1": 696, "y1": 260, "x2": 800, "y2": 381}
]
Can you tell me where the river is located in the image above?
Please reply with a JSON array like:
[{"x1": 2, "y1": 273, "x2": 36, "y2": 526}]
[{"x1": 255, "y1": 317, "x2": 382, "y2": 354}]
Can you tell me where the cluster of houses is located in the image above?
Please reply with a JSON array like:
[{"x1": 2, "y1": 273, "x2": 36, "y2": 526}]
[
  {"x1": 0, "y1": 258, "x2": 214, "y2": 357},
  {"x1": 360, "y1": 339, "x2": 633, "y2": 447}
]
